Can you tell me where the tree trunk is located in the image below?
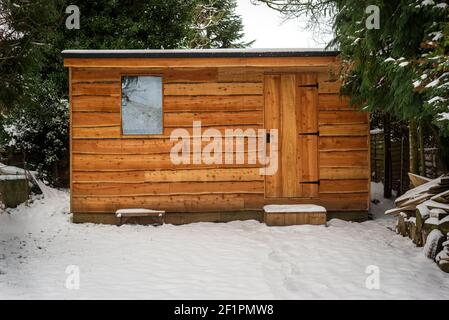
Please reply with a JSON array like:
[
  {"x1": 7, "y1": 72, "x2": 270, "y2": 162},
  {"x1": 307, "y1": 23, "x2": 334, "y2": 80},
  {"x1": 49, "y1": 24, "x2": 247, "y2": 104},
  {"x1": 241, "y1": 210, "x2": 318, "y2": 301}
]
[
  {"x1": 418, "y1": 122, "x2": 426, "y2": 177},
  {"x1": 409, "y1": 119, "x2": 419, "y2": 175},
  {"x1": 383, "y1": 113, "x2": 392, "y2": 199}
]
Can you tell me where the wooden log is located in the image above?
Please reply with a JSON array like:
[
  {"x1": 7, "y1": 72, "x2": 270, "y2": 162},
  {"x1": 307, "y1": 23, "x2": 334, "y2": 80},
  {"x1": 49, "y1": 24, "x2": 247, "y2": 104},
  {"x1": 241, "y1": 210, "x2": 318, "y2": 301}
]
[
  {"x1": 397, "y1": 213, "x2": 408, "y2": 236},
  {"x1": 385, "y1": 205, "x2": 416, "y2": 216},
  {"x1": 408, "y1": 172, "x2": 431, "y2": 187},
  {"x1": 415, "y1": 204, "x2": 430, "y2": 247},
  {"x1": 407, "y1": 218, "x2": 417, "y2": 242}
]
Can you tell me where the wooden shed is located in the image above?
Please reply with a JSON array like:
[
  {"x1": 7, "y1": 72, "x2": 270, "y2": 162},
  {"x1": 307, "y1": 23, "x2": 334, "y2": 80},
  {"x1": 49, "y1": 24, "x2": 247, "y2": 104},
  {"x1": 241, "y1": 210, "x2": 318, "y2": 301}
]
[{"x1": 63, "y1": 49, "x2": 370, "y2": 225}]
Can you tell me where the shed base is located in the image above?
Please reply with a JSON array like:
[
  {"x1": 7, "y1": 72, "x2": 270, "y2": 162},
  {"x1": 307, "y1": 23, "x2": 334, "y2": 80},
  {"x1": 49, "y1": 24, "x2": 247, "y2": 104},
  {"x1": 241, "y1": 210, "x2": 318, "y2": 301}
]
[{"x1": 71, "y1": 210, "x2": 369, "y2": 225}]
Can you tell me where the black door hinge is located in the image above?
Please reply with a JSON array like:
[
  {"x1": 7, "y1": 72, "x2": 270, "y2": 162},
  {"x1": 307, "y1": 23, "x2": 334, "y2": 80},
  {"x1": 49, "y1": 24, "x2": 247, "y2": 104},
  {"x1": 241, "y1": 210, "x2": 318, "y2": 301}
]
[
  {"x1": 300, "y1": 180, "x2": 320, "y2": 185},
  {"x1": 299, "y1": 131, "x2": 320, "y2": 136},
  {"x1": 298, "y1": 83, "x2": 319, "y2": 89}
]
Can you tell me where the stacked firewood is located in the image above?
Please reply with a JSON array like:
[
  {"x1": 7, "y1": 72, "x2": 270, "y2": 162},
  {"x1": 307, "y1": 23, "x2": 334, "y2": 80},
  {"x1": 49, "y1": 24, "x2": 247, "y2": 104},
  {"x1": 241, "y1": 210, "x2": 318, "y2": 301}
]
[
  {"x1": 436, "y1": 234, "x2": 449, "y2": 272},
  {"x1": 386, "y1": 174, "x2": 449, "y2": 273}
]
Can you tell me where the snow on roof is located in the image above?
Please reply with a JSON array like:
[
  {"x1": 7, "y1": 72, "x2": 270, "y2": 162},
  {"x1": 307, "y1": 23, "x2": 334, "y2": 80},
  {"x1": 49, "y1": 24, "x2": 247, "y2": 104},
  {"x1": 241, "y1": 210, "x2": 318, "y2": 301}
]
[{"x1": 62, "y1": 48, "x2": 339, "y2": 59}]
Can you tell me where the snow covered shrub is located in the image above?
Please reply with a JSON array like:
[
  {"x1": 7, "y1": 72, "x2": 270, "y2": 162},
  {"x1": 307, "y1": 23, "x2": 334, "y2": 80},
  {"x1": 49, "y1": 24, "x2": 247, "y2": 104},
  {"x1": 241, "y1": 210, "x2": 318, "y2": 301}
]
[{"x1": 0, "y1": 77, "x2": 69, "y2": 186}]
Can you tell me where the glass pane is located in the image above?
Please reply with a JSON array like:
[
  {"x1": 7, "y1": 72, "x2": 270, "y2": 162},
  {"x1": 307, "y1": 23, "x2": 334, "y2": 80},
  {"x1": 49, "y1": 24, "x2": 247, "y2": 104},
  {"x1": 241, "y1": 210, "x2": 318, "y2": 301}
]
[{"x1": 121, "y1": 76, "x2": 163, "y2": 135}]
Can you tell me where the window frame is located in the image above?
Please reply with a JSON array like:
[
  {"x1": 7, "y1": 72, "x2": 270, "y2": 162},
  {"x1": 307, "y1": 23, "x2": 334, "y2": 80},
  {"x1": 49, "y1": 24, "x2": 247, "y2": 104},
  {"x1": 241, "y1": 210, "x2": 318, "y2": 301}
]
[{"x1": 120, "y1": 73, "x2": 165, "y2": 138}]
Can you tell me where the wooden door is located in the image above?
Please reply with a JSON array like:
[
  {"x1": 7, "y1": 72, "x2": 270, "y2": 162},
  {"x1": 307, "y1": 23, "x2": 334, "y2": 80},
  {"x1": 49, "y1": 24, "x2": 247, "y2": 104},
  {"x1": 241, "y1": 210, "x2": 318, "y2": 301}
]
[{"x1": 264, "y1": 73, "x2": 319, "y2": 198}]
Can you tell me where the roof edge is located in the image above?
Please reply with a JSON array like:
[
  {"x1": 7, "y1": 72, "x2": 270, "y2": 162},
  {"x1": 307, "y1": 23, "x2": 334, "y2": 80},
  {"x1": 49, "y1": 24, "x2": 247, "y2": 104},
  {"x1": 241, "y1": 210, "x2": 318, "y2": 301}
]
[{"x1": 62, "y1": 48, "x2": 340, "y2": 59}]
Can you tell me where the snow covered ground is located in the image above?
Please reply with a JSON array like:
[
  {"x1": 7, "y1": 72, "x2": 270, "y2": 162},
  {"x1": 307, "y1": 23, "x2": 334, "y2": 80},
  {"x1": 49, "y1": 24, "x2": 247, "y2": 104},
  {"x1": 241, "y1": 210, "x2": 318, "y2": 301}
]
[{"x1": 0, "y1": 183, "x2": 448, "y2": 299}]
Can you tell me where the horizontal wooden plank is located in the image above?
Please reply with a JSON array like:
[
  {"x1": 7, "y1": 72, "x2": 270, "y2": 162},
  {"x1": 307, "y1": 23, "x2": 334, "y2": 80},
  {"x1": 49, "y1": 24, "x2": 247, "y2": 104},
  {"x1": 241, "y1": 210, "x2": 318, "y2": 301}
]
[
  {"x1": 318, "y1": 94, "x2": 352, "y2": 110},
  {"x1": 72, "y1": 181, "x2": 264, "y2": 196},
  {"x1": 217, "y1": 68, "x2": 263, "y2": 82},
  {"x1": 72, "y1": 95, "x2": 263, "y2": 114},
  {"x1": 72, "y1": 126, "x2": 121, "y2": 139},
  {"x1": 73, "y1": 139, "x2": 173, "y2": 154},
  {"x1": 72, "y1": 67, "x2": 219, "y2": 83},
  {"x1": 72, "y1": 139, "x2": 257, "y2": 155},
  {"x1": 316, "y1": 193, "x2": 369, "y2": 210},
  {"x1": 320, "y1": 179, "x2": 369, "y2": 194},
  {"x1": 318, "y1": 80, "x2": 341, "y2": 94},
  {"x1": 317, "y1": 71, "x2": 339, "y2": 83},
  {"x1": 72, "y1": 68, "x2": 122, "y2": 83},
  {"x1": 164, "y1": 82, "x2": 263, "y2": 96},
  {"x1": 164, "y1": 95, "x2": 263, "y2": 112},
  {"x1": 73, "y1": 171, "x2": 146, "y2": 183},
  {"x1": 72, "y1": 125, "x2": 263, "y2": 139},
  {"x1": 72, "y1": 82, "x2": 120, "y2": 96},
  {"x1": 72, "y1": 154, "x2": 261, "y2": 171},
  {"x1": 145, "y1": 168, "x2": 263, "y2": 182},
  {"x1": 320, "y1": 151, "x2": 368, "y2": 167},
  {"x1": 319, "y1": 136, "x2": 368, "y2": 151},
  {"x1": 319, "y1": 111, "x2": 368, "y2": 125},
  {"x1": 71, "y1": 95, "x2": 120, "y2": 112},
  {"x1": 72, "y1": 194, "x2": 246, "y2": 212},
  {"x1": 320, "y1": 166, "x2": 369, "y2": 179},
  {"x1": 72, "y1": 211, "x2": 263, "y2": 225},
  {"x1": 64, "y1": 56, "x2": 337, "y2": 68},
  {"x1": 73, "y1": 192, "x2": 368, "y2": 213},
  {"x1": 319, "y1": 124, "x2": 368, "y2": 136},
  {"x1": 242, "y1": 193, "x2": 369, "y2": 211},
  {"x1": 164, "y1": 111, "x2": 263, "y2": 127},
  {"x1": 73, "y1": 111, "x2": 263, "y2": 128},
  {"x1": 73, "y1": 168, "x2": 263, "y2": 183},
  {"x1": 163, "y1": 68, "x2": 218, "y2": 83},
  {"x1": 72, "y1": 112, "x2": 120, "y2": 127}
]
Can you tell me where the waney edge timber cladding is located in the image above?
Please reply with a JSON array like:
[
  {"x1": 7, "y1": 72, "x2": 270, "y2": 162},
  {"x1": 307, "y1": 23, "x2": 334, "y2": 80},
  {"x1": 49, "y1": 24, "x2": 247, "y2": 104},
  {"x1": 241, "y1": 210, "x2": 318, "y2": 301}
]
[{"x1": 63, "y1": 49, "x2": 370, "y2": 225}]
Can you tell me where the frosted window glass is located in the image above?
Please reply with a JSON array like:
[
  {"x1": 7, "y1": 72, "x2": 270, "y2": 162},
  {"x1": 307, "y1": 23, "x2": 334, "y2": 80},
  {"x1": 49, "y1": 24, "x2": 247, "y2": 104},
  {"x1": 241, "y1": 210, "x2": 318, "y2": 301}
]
[{"x1": 121, "y1": 76, "x2": 163, "y2": 135}]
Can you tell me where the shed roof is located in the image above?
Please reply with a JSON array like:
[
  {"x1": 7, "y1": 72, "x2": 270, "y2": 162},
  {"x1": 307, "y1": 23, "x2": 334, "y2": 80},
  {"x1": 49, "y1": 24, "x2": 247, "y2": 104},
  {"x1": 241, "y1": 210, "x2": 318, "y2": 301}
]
[{"x1": 62, "y1": 48, "x2": 339, "y2": 59}]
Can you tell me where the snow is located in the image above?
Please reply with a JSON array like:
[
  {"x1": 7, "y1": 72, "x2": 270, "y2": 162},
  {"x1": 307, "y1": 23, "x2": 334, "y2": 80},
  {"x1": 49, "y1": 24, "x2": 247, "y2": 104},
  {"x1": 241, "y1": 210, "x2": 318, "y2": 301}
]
[
  {"x1": 0, "y1": 174, "x2": 26, "y2": 181},
  {"x1": 263, "y1": 205, "x2": 326, "y2": 213},
  {"x1": 425, "y1": 79, "x2": 440, "y2": 88},
  {"x1": 429, "y1": 31, "x2": 443, "y2": 41},
  {"x1": 413, "y1": 80, "x2": 422, "y2": 88},
  {"x1": 426, "y1": 217, "x2": 440, "y2": 225},
  {"x1": 421, "y1": 0, "x2": 435, "y2": 6},
  {"x1": 430, "y1": 208, "x2": 447, "y2": 217},
  {"x1": 423, "y1": 229, "x2": 444, "y2": 260},
  {"x1": 435, "y1": 3, "x2": 448, "y2": 9},
  {"x1": 0, "y1": 163, "x2": 29, "y2": 175},
  {"x1": 428, "y1": 96, "x2": 446, "y2": 104},
  {"x1": 370, "y1": 128, "x2": 383, "y2": 134},
  {"x1": 116, "y1": 208, "x2": 164, "y2": 217},
  {"x1": 438, "y1": 112, "x2": 449, "y2": 121},
  {"x1": 1, "y1": 183, "x2": 448, "y2": 299},
  {"x1": 407, "y1": 217, "x2": 417, "y2": 224}
]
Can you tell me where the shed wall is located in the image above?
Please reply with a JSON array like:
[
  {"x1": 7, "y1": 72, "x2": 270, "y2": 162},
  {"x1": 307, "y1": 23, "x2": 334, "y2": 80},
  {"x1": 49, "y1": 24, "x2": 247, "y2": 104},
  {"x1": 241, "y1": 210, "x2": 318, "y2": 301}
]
[{"x1": 68, "y1": 58, "x2": 370, "y2": 223}]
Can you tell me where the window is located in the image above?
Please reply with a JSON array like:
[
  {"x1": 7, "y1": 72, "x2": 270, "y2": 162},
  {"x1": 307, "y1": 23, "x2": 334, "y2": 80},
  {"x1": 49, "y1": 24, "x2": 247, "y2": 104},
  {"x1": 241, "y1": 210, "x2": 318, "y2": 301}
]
[{"x1": 121, "y1": 76, "x2": 163, "y2": 135}]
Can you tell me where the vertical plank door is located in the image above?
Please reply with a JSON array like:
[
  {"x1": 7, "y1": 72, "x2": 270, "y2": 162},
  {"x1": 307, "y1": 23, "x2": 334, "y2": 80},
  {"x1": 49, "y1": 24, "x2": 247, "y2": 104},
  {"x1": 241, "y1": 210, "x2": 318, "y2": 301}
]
[
  {"x1": 297, "y1": 73, "x2": 319, "y2": 198},
  {"x1": 264, "y1": 73, "x2": 319, "y2": 198}
]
